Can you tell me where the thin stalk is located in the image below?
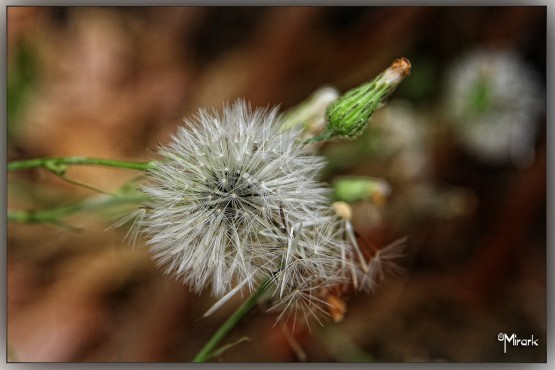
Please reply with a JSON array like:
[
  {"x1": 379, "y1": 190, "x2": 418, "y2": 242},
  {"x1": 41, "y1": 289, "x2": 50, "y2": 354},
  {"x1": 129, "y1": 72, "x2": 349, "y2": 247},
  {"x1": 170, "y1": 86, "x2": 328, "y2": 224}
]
[
  {"x1": 192, "y1": 280, "x2": 271, "y2": 362},
  {"x1": 301, "y1": 131, "x2": 334, "y2": 145},
  {"x1": 7, "y1": 157, "x2": 153, "y2": 172},
  {"x1": 50, "y1": 172, "x2": 115, "y2": 195},
  {"x1": 8, "y1": 194, "x2": 149, "y2": 224}
]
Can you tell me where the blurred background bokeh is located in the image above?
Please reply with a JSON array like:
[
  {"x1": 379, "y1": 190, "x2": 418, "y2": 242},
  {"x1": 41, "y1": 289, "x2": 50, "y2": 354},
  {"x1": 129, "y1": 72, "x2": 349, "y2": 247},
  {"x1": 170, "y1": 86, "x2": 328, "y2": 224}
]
[{"x1": 7, "y1": 6, "x2": 546, "y2": 362}]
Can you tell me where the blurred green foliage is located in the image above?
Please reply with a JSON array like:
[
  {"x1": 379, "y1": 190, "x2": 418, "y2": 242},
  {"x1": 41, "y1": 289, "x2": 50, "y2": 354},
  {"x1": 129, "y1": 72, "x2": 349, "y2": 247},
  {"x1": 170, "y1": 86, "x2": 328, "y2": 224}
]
[{"x1": 8, "y1": 40, "x2": 38, "y2": 140}]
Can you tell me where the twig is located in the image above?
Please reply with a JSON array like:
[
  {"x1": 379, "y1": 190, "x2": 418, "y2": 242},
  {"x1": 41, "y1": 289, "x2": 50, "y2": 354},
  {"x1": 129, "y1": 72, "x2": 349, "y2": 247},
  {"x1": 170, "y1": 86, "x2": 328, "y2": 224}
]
[
  {"x1": 8, "y1": 157, "x2": 153, "y2": 172},
  {"x1": 192, "y1": 280, "x2": 271, "y2": 362},
  {"x1": 8, "y1": 194, "x2": 149, "y2": 225}
]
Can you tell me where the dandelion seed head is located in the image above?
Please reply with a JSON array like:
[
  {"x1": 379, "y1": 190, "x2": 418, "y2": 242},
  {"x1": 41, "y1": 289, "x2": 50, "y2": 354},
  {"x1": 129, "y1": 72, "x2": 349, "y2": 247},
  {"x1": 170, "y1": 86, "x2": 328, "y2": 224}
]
[
  {"x1": 122, "y1": 99, "x2": 405, "y2": 328},
  {"x1": 138, "y1": 101, "x2": 332, "y2": 296}
]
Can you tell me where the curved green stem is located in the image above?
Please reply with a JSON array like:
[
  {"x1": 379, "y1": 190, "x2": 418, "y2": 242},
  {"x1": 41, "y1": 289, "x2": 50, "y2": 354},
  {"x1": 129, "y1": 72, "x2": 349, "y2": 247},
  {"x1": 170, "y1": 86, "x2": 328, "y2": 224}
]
[
  {"x1": 8, "y1": 194, "x2": 149, "y2": 224},
  {"x1": 7, "y1": 157, "x2": 153, "y2": 172},
  {"x1": 192, "y1": 281, "x2": 271, "y2": 362},
  {"x1": 50, "y1": 172, "x2": 115, "y2": 195}
]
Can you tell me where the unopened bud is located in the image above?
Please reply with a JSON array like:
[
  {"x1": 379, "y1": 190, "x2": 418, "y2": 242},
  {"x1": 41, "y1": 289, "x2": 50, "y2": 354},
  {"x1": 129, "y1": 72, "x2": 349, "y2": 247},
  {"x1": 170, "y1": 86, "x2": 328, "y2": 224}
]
[
  {"x1": 333, "y1": 177, "x2": 391, "y2": 204},
  {"x1": 325, "y1": 58, "x2": 411, "y2": 139}
]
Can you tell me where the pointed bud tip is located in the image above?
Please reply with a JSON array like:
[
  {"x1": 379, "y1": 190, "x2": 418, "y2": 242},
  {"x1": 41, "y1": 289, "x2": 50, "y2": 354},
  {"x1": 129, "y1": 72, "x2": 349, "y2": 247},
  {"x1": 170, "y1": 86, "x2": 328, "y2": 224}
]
[
  {"x1": 383, "y1": 57, "x2": 412, "y2": 86},
  {"x1": 392, "y1": 57, "x2": 411, "y2": 77}
]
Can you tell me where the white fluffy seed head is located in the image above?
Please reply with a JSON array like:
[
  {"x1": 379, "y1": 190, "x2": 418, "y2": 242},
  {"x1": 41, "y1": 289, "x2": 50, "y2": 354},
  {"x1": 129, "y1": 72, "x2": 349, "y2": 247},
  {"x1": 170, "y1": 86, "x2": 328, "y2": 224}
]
[
  {"x1": 138, "y1": 101, "x2": 332, "y2": 296},
  {"x1": 126, "y1": 100, "x2": 405, "y2": 327}
]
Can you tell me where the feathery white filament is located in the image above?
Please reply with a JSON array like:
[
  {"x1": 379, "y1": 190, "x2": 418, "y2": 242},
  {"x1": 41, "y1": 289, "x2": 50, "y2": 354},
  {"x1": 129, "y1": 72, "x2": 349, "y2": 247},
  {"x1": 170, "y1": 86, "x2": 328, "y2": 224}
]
[{"x1": 139, "y1": 101, "x2": 331, "y2": 296}]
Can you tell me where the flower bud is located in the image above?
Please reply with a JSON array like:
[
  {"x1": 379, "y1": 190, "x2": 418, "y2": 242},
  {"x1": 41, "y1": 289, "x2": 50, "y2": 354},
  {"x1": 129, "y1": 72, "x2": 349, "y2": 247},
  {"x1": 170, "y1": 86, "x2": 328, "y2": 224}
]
[
  {"x1": 281, "y1": 86, "x2": 339, "y2": 135},
  {"x1": 325, "y1": 58, "x2": 411, "y2": 139},
  {"x1": 333, "y1": 177, "x2": 391, "y2": 204}
]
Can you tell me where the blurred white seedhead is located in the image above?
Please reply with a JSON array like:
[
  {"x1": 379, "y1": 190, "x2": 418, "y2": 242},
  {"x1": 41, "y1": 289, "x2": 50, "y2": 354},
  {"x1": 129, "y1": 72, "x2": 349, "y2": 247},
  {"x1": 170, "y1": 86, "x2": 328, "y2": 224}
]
[
  {"x1": 138, "y1": 101, "x2": 331, "y2": 296},
  {"x1": 369, "y1": 102, "x2": 429, "y2": 181},
  {"x1": 280, "y1": 86, "x2": 340, "y2": 139},
  {"x1": 445, "y1": 48, "x2": 544, "y2": 167}
]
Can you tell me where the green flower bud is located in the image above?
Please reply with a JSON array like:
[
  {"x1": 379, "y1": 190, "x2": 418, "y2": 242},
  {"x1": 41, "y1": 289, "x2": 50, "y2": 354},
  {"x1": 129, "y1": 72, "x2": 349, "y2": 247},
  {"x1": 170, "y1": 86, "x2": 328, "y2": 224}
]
[
  {"x1": 333, "y1": 176, "x2": 391, "y2": 204},
  {"x1": 325, "y1": 58, "x2": 411, "y2": 139}
]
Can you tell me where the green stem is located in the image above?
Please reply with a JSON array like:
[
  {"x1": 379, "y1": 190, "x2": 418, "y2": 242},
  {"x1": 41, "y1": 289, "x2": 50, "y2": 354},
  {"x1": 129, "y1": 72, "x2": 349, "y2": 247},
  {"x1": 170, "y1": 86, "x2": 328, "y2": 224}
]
[
  {"x1": 8, "y1": 194, "x2": 149, "y2": 224},
  {"x1": 192, "y1": 281, "x2": 271, "y2": 362},
  {"x1": 51, "y1": 172, "x2": 115, "y2": 195},
  {"x1": 7, "y1": 157, "x2": 153, "y2": 172},
  {"x1": 302, "y1": 131, "x2": 334, "y2": 144}
]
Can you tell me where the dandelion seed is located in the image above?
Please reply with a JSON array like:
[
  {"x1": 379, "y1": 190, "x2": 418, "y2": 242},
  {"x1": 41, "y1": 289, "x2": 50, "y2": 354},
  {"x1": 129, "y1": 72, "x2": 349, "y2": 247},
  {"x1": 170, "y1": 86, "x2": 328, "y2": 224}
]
[
  {"x1": 356, "y1": 237, "x2": 407, "y2": 293},
  {"x1": 110, "y1": 207, "x2": 148, "y2": 248}
]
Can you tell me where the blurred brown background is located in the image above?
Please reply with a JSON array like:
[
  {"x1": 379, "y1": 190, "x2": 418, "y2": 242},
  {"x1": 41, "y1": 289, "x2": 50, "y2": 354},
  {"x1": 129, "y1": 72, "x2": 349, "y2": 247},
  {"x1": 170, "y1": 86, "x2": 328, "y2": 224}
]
[{"x1": 7, "y1": 6, "x2": 546, "y2": 362}]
